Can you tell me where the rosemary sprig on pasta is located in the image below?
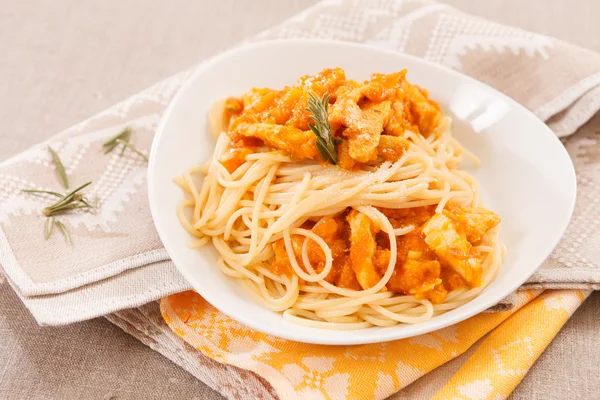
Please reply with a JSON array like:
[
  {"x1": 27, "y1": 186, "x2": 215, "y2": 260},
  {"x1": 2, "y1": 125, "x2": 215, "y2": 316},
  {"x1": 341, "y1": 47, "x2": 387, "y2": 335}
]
[{"x1": 306, "y1": 92, "x2": 338, "y2": 164}]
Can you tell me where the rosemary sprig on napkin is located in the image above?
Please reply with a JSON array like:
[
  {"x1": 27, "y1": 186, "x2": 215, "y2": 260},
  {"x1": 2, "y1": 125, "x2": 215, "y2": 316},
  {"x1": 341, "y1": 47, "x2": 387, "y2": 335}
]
[
  {"x1": 40, "y1": 182, "x2": 93, "y2": 217},
  {"x1": 306, "y1": 92, "x2": 338, "y2": 164},
  {"x1": 19, "y1": 126, "x2": 147, "y2": 245},
  {"x1": 21, "y1": 147, "x2": 94, "y2": 245},
  {"x1": 103, "y1": 126, "x2": 148, "y2": 162}
]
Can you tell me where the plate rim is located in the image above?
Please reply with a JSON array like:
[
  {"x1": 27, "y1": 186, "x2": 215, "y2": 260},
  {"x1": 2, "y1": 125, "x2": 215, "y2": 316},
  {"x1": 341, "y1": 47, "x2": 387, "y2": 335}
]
[{"x1": 148, "y1": 38, "x2": 577, "y2": 345}]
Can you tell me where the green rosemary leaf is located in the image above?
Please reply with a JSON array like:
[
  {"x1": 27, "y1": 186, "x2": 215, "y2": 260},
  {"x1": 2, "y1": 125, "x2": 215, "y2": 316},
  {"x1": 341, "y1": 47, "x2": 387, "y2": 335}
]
[
  {"x1": 53, "y1": 181, "x2": 91, "y2": 206},
  {"x1": 55, "y1": 220, "x2": 71, "y2": 245},
  {"x1": 42, "y1": 181, "x2": 92, "y2": 217},
  {"x1": 79, "y1": 197, "x2": 94, "y2": 209},
  {"x1": 119, "y1": 140, "x2": 128, "y2": 157},
  {"x1": 305, "y1": 92, "x2": 338, "y2": 164},
  {"x1": 103, "y1": 127, "x2": 132, "y2": 154},
  {"x1": 45, "y1": 217, "x2": 55, "y2": 240},
  {"x1": 48, "y1": 146, "x2": 69, "y2": 189},
  {"x1": 102, "y1": 126, "x2": 148, "y2": 163},
  {"x1": 43, "y1": 204, "x2": 92, "y2": 216},
  {"x1": 115, "y1": 138, "x2": 149, "y2": 162},
  {"x1": 21, "y1": 189, "x2": 63, "y2": 198}
]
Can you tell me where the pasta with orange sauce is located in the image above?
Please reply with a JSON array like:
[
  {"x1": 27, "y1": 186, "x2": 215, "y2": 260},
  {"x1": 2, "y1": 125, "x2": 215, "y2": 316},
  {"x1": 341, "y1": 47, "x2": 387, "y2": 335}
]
[{"x1": 175, "y1": 68, "x2": 504, "y2": 329}]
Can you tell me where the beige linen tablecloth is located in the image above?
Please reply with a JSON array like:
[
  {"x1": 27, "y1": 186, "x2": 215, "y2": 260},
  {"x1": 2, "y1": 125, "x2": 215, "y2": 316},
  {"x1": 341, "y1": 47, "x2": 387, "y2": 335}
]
[{"x1": 1, "y1": 1, "x2": 599, "y2": 399}]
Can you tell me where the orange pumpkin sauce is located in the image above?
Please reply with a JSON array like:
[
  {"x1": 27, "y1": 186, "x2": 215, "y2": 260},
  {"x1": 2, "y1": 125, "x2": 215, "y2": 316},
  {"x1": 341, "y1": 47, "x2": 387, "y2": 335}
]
[
  {"x1": 269, "y1": 207, "x2": 485, "y2": 304},
  {"x1": 218, "y1": 67, "x2": 441, "y2": 171}
]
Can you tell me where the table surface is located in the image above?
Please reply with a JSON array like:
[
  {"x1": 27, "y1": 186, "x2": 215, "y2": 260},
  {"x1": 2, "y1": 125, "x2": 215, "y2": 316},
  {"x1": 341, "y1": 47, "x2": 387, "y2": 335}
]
[{"x1": 1, "y1": 1, "x2": 599, "y2": 399}]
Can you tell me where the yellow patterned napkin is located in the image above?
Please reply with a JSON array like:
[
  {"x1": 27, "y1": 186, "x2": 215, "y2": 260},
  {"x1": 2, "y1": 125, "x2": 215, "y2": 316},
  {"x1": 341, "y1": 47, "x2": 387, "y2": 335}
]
[{"x1": 160, "y1": 289, "x2": 589, "y2": 400}]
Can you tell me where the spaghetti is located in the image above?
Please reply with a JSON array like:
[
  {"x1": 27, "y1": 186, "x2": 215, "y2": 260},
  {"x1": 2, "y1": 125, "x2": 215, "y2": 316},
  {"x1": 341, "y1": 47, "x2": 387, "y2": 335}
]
[{"x1": 175, "y1": 68, "x2": 503, "y2": 329}]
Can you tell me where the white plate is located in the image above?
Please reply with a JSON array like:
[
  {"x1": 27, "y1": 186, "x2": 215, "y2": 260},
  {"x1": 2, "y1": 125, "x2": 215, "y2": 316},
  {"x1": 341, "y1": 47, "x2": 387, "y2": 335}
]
[{"x1": 148, "y1": 39, "x2": 576, "y2": 345}]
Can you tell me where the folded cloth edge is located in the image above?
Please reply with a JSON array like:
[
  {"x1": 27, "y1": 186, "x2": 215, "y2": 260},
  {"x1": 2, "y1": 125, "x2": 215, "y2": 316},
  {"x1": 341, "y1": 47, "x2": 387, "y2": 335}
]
[{"x1": 2, "y1": 260, "x2": 191, "y2": 325}]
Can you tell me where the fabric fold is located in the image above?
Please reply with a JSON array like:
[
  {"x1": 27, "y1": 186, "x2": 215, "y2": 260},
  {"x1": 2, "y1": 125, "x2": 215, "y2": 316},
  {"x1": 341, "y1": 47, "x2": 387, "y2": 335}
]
[{"x1": 8, "y1": 261, "x2": 190, "y2": 325}]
